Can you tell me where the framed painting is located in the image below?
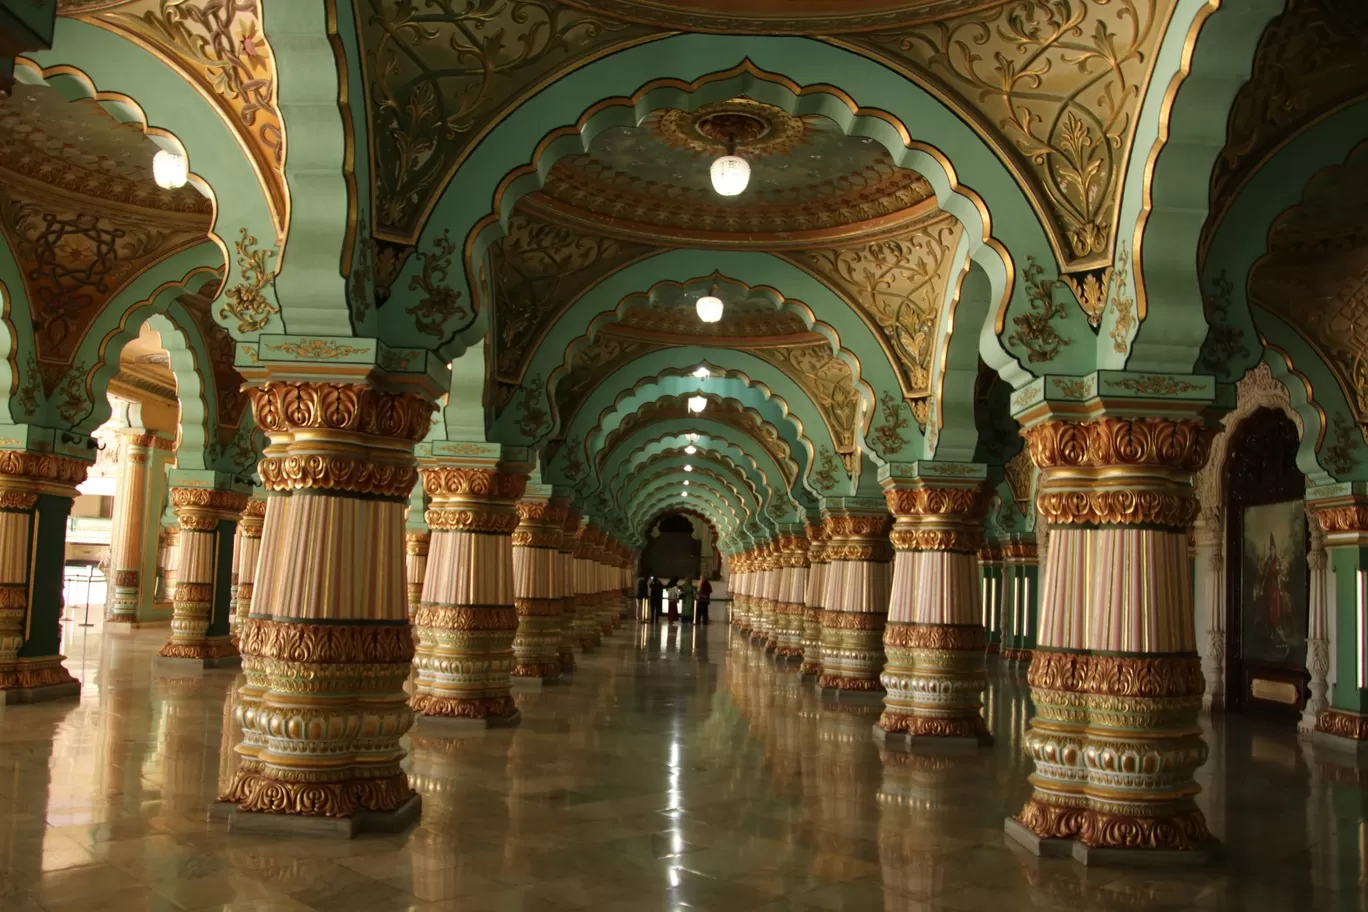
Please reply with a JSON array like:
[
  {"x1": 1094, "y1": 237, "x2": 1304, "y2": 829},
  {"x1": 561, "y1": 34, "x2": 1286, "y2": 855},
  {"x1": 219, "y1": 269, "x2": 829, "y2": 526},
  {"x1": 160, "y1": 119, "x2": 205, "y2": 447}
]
[{"x1": 1239, "y1": 499, "x2": 1308, "y2": 669}]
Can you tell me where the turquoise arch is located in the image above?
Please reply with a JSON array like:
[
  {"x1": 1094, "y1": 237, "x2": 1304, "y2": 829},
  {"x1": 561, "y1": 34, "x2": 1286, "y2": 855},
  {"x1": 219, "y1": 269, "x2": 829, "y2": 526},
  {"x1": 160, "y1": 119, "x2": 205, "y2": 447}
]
[
  {"x1": 1119, "y1": 0, "x2": 1285, "y2": 373},
  {"x1": 595, "y1": 406, "x2": 799, "y2": 486},
  {"x1": 550, "y1": 351, "x2": 847, "y2": 495},
  {"x1": 387, "y1": 40, "x2": 1062, "y2": 385},
  {"x1": 605, "y1": 434, "x2": 797, "y2": 525},
  {"x1": 619, "y1": 451, "x2": 772, "y2": 529},
  {"x1": 632, "y1": 481, "x2": 743, "y2": 540},
  {"x1": 636, "y1": 499, "x2": 738, "y2": 547},
  {"x1": 623, "y1": 462, "x2": 759, "y2": 532},
  {"x1": 503, "y1": 252, "x2": 913, "y2": 455},
  {"x1": 22, "y1": 25, "x2": 281, "y2": 337}
]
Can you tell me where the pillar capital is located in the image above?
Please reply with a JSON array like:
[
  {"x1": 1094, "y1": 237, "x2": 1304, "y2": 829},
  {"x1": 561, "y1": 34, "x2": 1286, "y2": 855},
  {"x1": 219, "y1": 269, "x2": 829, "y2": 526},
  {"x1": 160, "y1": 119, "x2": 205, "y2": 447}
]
[
  {"x1": 0, "y1": 450, "x2": 90, "y2": 500},
  {"x1": 1309, "y1": 490, "x2": 1368, "y2": 548},
  {"x1": 170, "y1": 486, "x2": 251, "y2": 528}
]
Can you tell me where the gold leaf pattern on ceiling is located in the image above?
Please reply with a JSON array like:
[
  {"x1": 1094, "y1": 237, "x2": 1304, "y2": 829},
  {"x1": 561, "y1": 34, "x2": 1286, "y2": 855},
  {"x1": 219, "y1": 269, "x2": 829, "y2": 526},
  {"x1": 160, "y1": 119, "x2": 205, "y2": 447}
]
[
  {"x1": 65, "y1": 0, "x2": 289, "y2": 233},
  {"x1": 841, "y1": 0, "x2": 1180, "y2": 271},
  {"x1": 614, "y1": 293, "x2": 812, "y2": 341},
  {"x1": 0, "y1": 188, "x2": 206, "y2": 385},
  {"x1": 786, "y1": 214, "x2": 962, "y2": 408},
  {"x1": 752, "y1": 341, "x2": 861, "y2": 456},
  {"x1": 598, "y1": 393, "x2": 796, "y2": 485},
  {"x1": 552, "y1": 333, "x2": 662, "y2": 432},
  {"x1": 1204, "y1": 0, "x2": 1368, "y2": 255},
  {"x1": 355, "y1": 0, "x2": 661, "y2": 242},
  {"x1": 555, "y1": 0, "x2": 1012, "y2": 33},
  {"x1": 491, "y1": 211, "x2": 656, "y2": 391},
  {"x1": 1251, "y1": 152, "x2": 1368, "y2": 427},
  {"x1": 0, "y1": 83, "x2": 211, "y2": 216}
]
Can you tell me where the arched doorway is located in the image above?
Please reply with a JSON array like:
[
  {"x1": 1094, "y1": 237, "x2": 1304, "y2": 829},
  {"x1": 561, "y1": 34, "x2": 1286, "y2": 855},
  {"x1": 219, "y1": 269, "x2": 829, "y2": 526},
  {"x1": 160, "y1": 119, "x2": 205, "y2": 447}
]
[
  {"x1": 1223, "y1": 406, "x2": 1309, "y2": 721},
  {"x1": 641, "y1": 514, "x2": 704, "y2": 582}
]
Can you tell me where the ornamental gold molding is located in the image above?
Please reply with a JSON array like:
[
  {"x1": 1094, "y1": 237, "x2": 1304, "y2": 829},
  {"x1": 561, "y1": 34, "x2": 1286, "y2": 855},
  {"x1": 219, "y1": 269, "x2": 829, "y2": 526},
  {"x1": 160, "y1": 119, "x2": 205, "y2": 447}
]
[
  {"x1": 237, "y1": 617, "x2": 415, "y2": 665},
  {"x1": 1023, "y1": 417, "x2": 1213, "y2": 472},
  {"x1": 884, "y1": 622, "x2": 985, "y2": 651},
  {"x1": 422, "y1": 466, "x2": 527, "y2": 502},
  {"x1": 1316, "y1": 709, "x2": 1368, "y2": 741},
  {"x1": 0, "y1": 656, "x2": 78, "y2": 692},
  {"x1": 1027, "y1": 650, "x2": 1205, "y2": 699},
  {"x1": 171, "y1": 486, "x2": 249, "y2": 518},
  {"x1": 841, "y1": 0, "x2": 1181, "y2": 272},
  {"x1": 259, "y1": 454, "x2": 418, "y2": 499},
  {"x1": 221, "y1": 228, "x2": 281, "y2": 334},
  {"x1": 753, "y1": 342, "x2": 861, "y2": 456},
  {"x1": 0, "y1": 450, "x2": 90, "y2": 495},
  {"x1": 411, "y1": 605, "x2": 518, "y2": 632},
  {"x1": 425, "y1": 508, "x2": 520, "y2": 533},
  {"x1": 248, "y1": 381, "x2": 435, "y2": 443},
  {"x1": 222, "y1": 768, "x2": 413, "y2": 818}
]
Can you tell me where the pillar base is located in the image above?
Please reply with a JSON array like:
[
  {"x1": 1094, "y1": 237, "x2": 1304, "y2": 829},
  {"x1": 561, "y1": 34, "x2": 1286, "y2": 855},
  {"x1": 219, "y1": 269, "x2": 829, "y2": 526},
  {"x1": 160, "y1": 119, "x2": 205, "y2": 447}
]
[
  {"x1": 210, "y1": 794, "x2": 422, "y2": 839},
  {"x1": 816, "y1": 681, "x2": 886, "y2": 705},
  {"x1": 1004, "y1": 816, "x2": 1219, "y2": 867},
  {"x1": 3, "y1": 680, "x2": 81, "y2": 704},
  {"x1": 1004, "y1": 816, "x2": 1073, "y2": 858},
  {"x1": 874, "y1": 724, "x2": 992, "y2": 752},
  {"x1": 1310, "y1": 728, "x2": 1368, "y2": 762},
  {"x1": 0, "y1": 657, "x2": 81, "y2": 704},
  {"x1": 413, "y1": 709, "x2": 522, "y2": 733},
  {"x1": 153, "y1": 654, "x2": 242, "y2": 676}
]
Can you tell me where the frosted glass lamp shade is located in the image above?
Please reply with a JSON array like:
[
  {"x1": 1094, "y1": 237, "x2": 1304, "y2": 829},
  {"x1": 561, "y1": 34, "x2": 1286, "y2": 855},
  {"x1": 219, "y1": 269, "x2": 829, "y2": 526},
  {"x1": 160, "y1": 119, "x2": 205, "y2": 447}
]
[
  {"x1": 687, "y1": 396, "x2": 707, "y2": 414},
  {"x1": 152, "y1": 149, "x2": 188, "y2": 189},
  {"x1": 696, "y1": 294, "x2": 724, "y2": 323},
  {"x1": 710, "y1": 154, "x2": 750, "y2": 196},
  {"x1": 685, "y1": 445, "x2": 697, "y2": 455},
  {"x1": 684, "y1": 464, "x2": 694, "y2": 473}
]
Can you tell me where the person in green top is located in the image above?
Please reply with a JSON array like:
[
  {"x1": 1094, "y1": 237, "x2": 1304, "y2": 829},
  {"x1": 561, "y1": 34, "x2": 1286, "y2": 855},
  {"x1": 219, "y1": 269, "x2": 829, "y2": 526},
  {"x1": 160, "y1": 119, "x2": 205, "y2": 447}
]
[{"x1": 680, "y1": 577, "x2": 696, "y2": 622}]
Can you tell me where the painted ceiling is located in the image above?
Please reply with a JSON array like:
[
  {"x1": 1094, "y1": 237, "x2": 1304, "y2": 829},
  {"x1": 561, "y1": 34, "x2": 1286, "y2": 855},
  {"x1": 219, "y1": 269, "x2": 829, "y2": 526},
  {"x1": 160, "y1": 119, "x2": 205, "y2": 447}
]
[
  {"x1": 533, "y1": 102, "x2": 935, "y2": 246},
  {"x1": 556, "y1": 0, "x2": 1010, "y2": 31}
]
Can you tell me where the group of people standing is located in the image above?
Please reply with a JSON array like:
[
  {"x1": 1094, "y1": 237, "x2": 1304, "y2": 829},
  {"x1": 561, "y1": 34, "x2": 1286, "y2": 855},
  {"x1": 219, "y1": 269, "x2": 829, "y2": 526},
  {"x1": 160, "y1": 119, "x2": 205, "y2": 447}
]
[{"x1": 637, "y1": 575, "x2": 712, "y2": 624}]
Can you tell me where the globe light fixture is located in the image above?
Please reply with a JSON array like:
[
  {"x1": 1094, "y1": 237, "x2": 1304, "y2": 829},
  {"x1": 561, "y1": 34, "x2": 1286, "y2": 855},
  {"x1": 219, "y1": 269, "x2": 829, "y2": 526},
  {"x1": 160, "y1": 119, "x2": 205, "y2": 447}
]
[
  {"x1": 692, "y1": 366, "x2": 711, "y2": 379},
  {"x1": 683, "y1": 480, "x2": 691, "y2": 486},
  {"x1": 686, "y1": 433, "x2": 699, "y2": 442},
  {"x1": 709, "y1": 151, "x2": 750, "y2": 197},
  {"x1": 685, "y1": 444, "x2": 697, "y2": 455},
  {"x1": 687, "y1": 395, "x2": 707, "y2": 414},
  {"x1": 684, "y1": 464, "x2": 694, "y2": 473},
  {"x1": 152, "y1": 149, "x2": 189, "y2": 190},
  {"x1": 696, "y1": 284, "x2": 724, "y2": 323}
]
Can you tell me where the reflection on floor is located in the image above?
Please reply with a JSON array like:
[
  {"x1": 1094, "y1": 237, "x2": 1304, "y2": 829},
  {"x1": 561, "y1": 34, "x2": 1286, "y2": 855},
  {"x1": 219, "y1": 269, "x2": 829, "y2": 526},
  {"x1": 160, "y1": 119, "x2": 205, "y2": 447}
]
[{"x1": 0, "y1": 621, "x2": 1364, "y2": 912}]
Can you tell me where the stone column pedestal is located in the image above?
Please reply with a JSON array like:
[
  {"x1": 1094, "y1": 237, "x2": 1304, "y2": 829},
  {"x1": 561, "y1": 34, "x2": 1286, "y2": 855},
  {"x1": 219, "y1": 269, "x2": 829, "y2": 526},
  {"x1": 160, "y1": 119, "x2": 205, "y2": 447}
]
[
  {"x1": 157, "y1": 487, "x2": 249, "y2": 670},
  {"x1": 817, "y1": 503, "x2": 893, "y2": 700},
  {"x1": 877, "y1": 473, "x2": 991, "y2": 748},
  {"x1": 0, "y1": 452, "x2": 87, "y2": 704},
  {"x1": 413, "y1": 461, "x2": 526, "y2": 729}
]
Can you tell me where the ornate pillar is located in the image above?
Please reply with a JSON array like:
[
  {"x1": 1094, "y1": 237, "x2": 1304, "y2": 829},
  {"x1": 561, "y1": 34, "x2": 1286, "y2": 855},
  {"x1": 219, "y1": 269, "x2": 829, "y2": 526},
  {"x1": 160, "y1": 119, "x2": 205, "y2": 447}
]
[
  {"x1": 774, "y1": 533, "x2": 809, "y2": 661},
  {"x1": 979, "y1": 546, "x2": 1004, "y2": 654},
  {"x1": 1008, "y1": 411, "x2": 1217, "y2": 861},
  {"x1": 556, "y1": 502, "x2": 578, "y2": 670},
  {"x1": 731, "y1": 549, "x2": 752, "y2": 633},
  {"x1": 572, "y1": 523, "x2": 601, "y2": 649},
  {"x1": 232, "y1": 498, "x2": 266, "y2": 631},
  {"x1": 1001, "y1": 539, "x2": 1040, "y2": 665},
  {"x1": 596, "y1": 534, "x2": 618, "y2": 636},
  {"x1": 1300, "y1": 518, "x2": 1331, "y2": 733},
  {"x1": 817, "y1": 500, "x2": 893, "y2": 699},
  {"x1": 413, "y1": 455, "x2": 526, "y2": 729},
  {"x1": 877, "y1": 472, "x2": 991, "y2": 745},
  {"x1": 511, "y1": 486, "x2": 566, "y2": 686},
  {"x1": 106, "y1": 430, "x2": 175, "y2": 626},
  {"x1": 1308, "y1": 496, "x2": 1368, "y2": 752},
  {"x1": 156, "y1": 486, "x2": 248, "y2": 669},
  {"x1": 752, "y1": 542, "x2": 775, "y2": 646},
  {"x1": 159, "y1": 525, "x2": 180, "y2": 605},
  {"x1": 1193, "y1": 513, "x2": 1226, "y2": 712},
  {"x1": 0, "y1": 451, "x2": 87, "y2": 703},
  {"x1": 799, "y1": 523, "x2": 826, "y2": 677},
  {"x1": 405, "y1": 482, "x2": 429, "y2": 617},
  {"x1": 219, "y1": 381, "x2": 431, "y2": 833}
]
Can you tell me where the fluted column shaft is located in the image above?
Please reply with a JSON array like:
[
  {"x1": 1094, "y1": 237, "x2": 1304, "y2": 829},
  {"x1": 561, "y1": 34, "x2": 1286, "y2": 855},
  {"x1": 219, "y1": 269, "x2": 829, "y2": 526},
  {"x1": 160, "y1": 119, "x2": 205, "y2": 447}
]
[
  {"x1": 800, "y1": 524, "x2": 827, "y2": 676},
  {"x1": 556, "y1": 504, "x2": 579, "y2": 669},
  {"x1": 572, "y1": 524, "x2": 601, "y2": 649},
  {"x1": 0, "y1": 452, "x2": 87, "y2": 700},
  {"x1": 1000, "y1": 540, "x2": 1039, "y2": 664},
  {"x1": 751, "y1": 544, "x2": 774, "y2": 644},
  {"x1": 730, "y1": 554, "x2": 749, "y2": 632},
  {"x1": 774, "y1": 535, "x2": 808, "y2": 659},
  {"x1": 159, "y1": 526, "x2": 180, "y2": 605},
  {"x1": 878, "y1": 478, "x2": 990, "y2": 740},
  {"x1": 1299, "y1": 519, "x2": 1330, "y2": 732},
  {"x1": 107, "y1": 431, "x2": 174, "y2": 625},
  {"x1": 222, "y1": 381, "x2": 431, "y2": 820},
  {"x1": 405, "y1": 531, "x2": 430, "y2": 619},
  {"x1": 818, "y1": 507, "x2": 894, "y2": 693},
  {"x1": 233, "y1": 498, "x2": 266, "y2": 631},
  {"x1": 1012, "y1": 415, "x2": 1214, "y2": 854},
  {"x1": 413, "y1": 463, "x2": 526, "y2": 725},
  {"x1": 158, "y1": 487, "x2": 248, "y2": 663},
  {"x1": 979, "y1": 547, "x2": 1004, "y2": 653},
  {"x1": 595, "y1": 538, "x2": 618, "y2": 635},
  {"x1": 511, "y1": 494, "x2": 567, "y2": 681}
]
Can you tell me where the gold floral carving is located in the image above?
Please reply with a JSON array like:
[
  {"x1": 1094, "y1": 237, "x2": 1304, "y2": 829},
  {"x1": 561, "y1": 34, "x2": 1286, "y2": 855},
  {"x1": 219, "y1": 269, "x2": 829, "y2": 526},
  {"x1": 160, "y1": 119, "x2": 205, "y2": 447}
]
[
  {"x1": 237, "y1": 617, "x2": 415, "y2": 665},
  {"x1": 1036, "y1": 489, "x2": 1197, "y2": 527},
  {"x1": 158, "y1": 640, "x2": 239, "y2": 660},
  {"x1": 0, "y1": 658, "x2": 78, "y2": 692},
  {"x1": 1197, "y1": 270, "x2": 1249, "y2": 376},
  {"x1": 405, "y1": 229, "x2": 465, "y2": 338},
  {"x1": 1023, "y1": 417, "x2": 1213, "y2": 472},
  {"x1": 1107, "y1": 243, "x2": 1135, "y2": 354},
  {"x1": 1003, "y1": 448, "x2": 1035, "y2": 511},
  {"x1": 242, "y1": 498, "x2": 268, "y2": 519},
  {"x1": 1007, "y1": 257, "x2": 1071, "y2": 363},
  {"x1": 754, "y1": 343, "x2": 860, "y2": 454},
  {"x1": 356, "y1": 0, "x2": 655, "y2": 240},
  {"x1": 849, "y1": 0, "x2": 1180, "y2": 269},
  {"x1": 221, "y1": 228, "x2": 280, "y2": 334},
  {"x1": 425, "y1": 508, "x2": 520, "y2": 534},
  {"x1": 1109, "y1": 375, "x2": 1201, "y2": 396},
  {"x1": 791, "y1": 217, "x2": 961, "y2": 400},
  {"x1": 411, "y1": 605, "x2": 517, "y2": 632},
  {"x1": 1313, "y1": 504, "x2": 1368, "y2": 535},
  {"x1": 890, "y1": 528, "x2": 983, "y2": 553},
  {"x1": 814, "y1": 445, "x2": 842, "y2": 491},
  {"x1": 410, "y1": 693, "x2": 518, "y2": 720},
  {"x1": 0, "y1": 491, "x2": 38, "y2": 511},
  {"x1": 823, "y1": 513, "x2": 892, "y2": 541},
  {"x1": 1027, "y1": 651, "x2": 1205, "y2": 699},
  {"x1": 259, "y1": 454, "x2": 418, "y2": 499},
  {"x1": 817, "y1": 673, "x2": 884, "y2": 692},
  {"x1": 423, "y1": 467, "x2": 527, "y2": 502},
  {"x1": 1014, "y1": 799, "x2": 1087, "y2": 841},
  {"x1": 1320, "y1": 414, "x2": 1361, "y2": 478},
  {"x1": 877, "y1": 712, "x2": 988, "y2": 738},
  {"x1": 1059, "y1": 265, "x2": 1111, "y2": 329},
  {"x1": 222, "y1": 770, "x2": 413, "y2": 817},
  {"x1": 871, "y1": 391, "x2": 912, "y2": 455},
  {"x1": 405, "y1": 530, "x2": 430, "y2": 557},
  {"x1": 1080, "y1": 808, "x2": 1211, "y2": 852},
  {"x1": 0, "y1": 450, "x2": 90, "y2": 493},
  {"x1": 265, "y1": 339, "x2": 366, "y2": 360},
  {"x1": 819, "y1": 610, "x2": 887, "y2": 632},
  {"x1": 171, "y1": 486, "x2": 250, "y2": 514},
  {"x1": 884, "y1": 485, "x2": 985, "y2": 519},
  {"x1": 884, "y1": 622, "x2": 985, "y2": 651},
  {"x1": 248, "y1": 382, "x2": 435, "y2": 443},
  {"x1": 1316, "y1": 709, "x2": 1368, "y2": 741},
  {"x1": 553, "y1": 335, "x2": 660, "y2": 425}
]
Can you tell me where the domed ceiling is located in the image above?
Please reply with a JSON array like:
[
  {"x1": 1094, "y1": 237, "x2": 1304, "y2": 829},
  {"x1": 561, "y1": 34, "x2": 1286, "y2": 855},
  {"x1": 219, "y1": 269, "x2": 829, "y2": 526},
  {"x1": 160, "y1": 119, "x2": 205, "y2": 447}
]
[
  {"x1": 528, "y1": 99, "x2": 936, "y2": 247},
  {"x1": 554, "y1": 0, "x2": 1009, "y2": 32},
  {"x1": 0, "y1": 81, "x2": 211, "y2": 393}
]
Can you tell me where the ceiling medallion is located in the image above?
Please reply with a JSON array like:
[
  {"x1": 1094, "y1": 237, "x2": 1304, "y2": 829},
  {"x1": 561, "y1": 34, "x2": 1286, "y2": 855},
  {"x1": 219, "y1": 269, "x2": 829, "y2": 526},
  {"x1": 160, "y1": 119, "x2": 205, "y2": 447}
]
[{"x1": 658, "y1": 99, "x2": 807, "y2": 161}]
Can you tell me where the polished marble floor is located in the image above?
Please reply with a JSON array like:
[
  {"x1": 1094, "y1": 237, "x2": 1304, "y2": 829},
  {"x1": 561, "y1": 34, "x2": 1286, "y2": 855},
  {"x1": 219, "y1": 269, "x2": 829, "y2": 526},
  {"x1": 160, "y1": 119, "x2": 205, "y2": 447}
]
[{"x1": 0, "y1": 620, "x2": 1364, "y2": 912}]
